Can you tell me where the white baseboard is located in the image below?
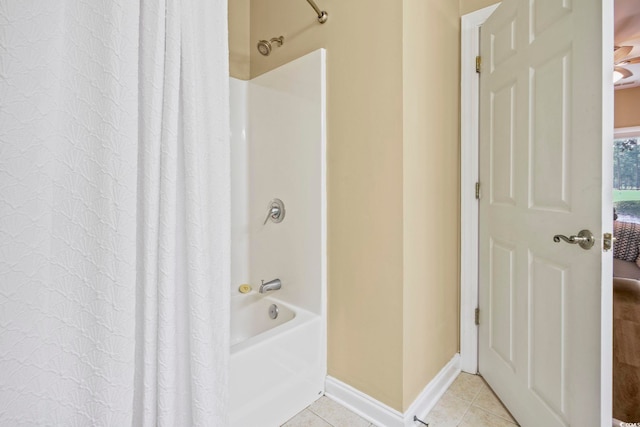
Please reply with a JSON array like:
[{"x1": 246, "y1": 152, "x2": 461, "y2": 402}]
[
  {"x1": 405, "y1": 353, "x2": 461, "y2": 425},
  {"x1": 325, "y1": 376, "x2": 404, "y2": 427},
  {"x1": 324, "y1": 353, "x2": 461, "y2": 427}
]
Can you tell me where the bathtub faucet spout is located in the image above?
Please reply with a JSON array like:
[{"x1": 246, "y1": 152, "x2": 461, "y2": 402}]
[{"x1": 259, "y1": 278, "x2": 281, "y2": 293}]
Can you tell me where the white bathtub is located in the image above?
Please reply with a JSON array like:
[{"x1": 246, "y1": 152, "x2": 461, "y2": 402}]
[
  {"x1": 229, "y1": 293, "x2": 325, "y2": 427},
  {"x1": 230, "y1": 292, "x2": 296, "y2": 349}
]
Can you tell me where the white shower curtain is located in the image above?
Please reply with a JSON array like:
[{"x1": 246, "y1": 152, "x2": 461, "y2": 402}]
[{"x1": 0, "y1": 1, "x2": 229, "y2": 425}]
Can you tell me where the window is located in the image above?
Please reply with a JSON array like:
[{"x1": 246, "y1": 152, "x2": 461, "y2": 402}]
[{"x1": 614, "y1": 127, "x2": 640, "y2": 223}]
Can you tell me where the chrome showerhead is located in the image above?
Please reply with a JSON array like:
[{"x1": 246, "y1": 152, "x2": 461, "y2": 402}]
[
  {"x1": 257, "y1": 40, "x2": 271, "y2": 56},
  {"x1": 257, "y1": 36, "x2": 284, "y2": 56}
]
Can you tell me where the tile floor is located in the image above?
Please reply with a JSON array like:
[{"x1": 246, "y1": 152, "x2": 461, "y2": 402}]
[{"x1": 281, "y1": 372, "x2": 519, "y2": 427}]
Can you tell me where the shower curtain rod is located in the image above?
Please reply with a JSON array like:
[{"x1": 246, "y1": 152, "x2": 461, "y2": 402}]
[{"x1": 305, "y1": 0, "x2": 328, "y2": 23}]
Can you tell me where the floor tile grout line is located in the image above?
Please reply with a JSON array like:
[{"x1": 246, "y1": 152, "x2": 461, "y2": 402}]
[
  {"x1": 447, "y1": 385, "x2": 484, "y2": 407},
  {"x1": 307, "y1": 400, "x2": 336, "y2": 426},
  {"x1": 448, "y1": 375, "x2": 515, "y2": 426},
  {"x1": 471, "y1": 383, "x2": 518, "y2": 424},
  {"x1": 308, "y1": 397, "x2": 373, "y2": 427},
  {"x1": 466, "y1": 405, "x2": 519, "y2": 426},
  {"x1": 306, "y1": 407, "x2": 335, "y2": 427},
  {"x1": 470, "y1": 403, "x2": 518, "y2": 424},
  {"x1": 449, "y1": 374, "x2": 486, "y2": 402},
  {"x1": 469, "y1": 383, "x2": 486, "y2": 403},
  {"x1": 455, "y1": 399, "x2": 474, "y2": 426}
]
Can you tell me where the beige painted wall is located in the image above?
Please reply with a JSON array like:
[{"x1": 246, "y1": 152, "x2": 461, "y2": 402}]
[
  {"x1": 250, "y1": 0, "x2": 405, "y2": 409},
  {"x1": 615, "y1": 86, "x2": 640, "y2": 128},
  {"x1": 460, "y1": 0, "x2": 498, "y2": 16},
  {"x1": 402, "y1": 0, "x2": 460, "y2": 409},
  {"x1": 229, "y1": 0, "x2": 250, "y2": 79},
  {"x1": 249, "y1": 0, "x2": 462, "y2": 411},
  {"x1": 242, "y1": 0, "x2": 461, "y2": 412}
]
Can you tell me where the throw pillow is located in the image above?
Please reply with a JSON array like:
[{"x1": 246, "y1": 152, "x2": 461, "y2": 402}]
[{"x1": 614, "y1": 221, "x2": 640, "y2": 262}]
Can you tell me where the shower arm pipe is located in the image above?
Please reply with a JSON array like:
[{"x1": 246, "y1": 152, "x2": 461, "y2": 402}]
[{"x1": 305, "y1": 0, "x2": 328, "y2": 23}]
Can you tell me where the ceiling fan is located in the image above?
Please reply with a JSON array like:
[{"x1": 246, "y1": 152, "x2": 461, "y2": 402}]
[{"x1": 614, "y1": 45, "x2": 640, "y2": 83}]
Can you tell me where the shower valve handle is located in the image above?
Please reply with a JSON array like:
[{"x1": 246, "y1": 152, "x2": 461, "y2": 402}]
[
  {"x1": 263, "y1": 198, "x2": 285, "y2": 225},
  {"x1": 263, "y1": 206, "x2": 280, "y2": 224}
]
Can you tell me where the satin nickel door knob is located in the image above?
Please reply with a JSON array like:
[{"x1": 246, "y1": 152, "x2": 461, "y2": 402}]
[{"x1": 553, "y1": 229, "x2": 594, "y2": 250}]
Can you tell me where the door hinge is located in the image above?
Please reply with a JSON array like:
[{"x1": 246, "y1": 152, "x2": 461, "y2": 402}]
[
  {"x1": 475, "y1": 308, "x2": 480, "y2": 325},
  {"x1": 475, "y1": 182, "x2": 481, "y2": 199},
  {"x1": 475, "y1": 56, "x2": 481, "y2": 73}
]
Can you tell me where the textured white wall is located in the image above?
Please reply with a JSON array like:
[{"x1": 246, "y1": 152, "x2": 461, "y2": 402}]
[{"x1": 230, "y1": 78, "x2": 251, "y2": 288}]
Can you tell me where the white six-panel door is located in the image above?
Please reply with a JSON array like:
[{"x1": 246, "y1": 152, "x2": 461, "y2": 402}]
[{"x1": 478, "y1": 0, "x2": 613, "y2": 426}]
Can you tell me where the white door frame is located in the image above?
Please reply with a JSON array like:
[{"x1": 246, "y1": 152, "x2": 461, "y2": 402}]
[
  {"x1": 461, "y1": 6, "x2": 613, "y2": 424},
  {"x1": 459, "y1": 3, "x2": 499, "y2": 374}
]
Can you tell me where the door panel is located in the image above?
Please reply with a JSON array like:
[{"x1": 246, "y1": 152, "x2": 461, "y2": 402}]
[
  {"x1": 491, "y1": 84, "x2": 516, "y2": 206},
  {"x1": 531, "y1": 0, "x2": 571, "y2": 37},
  {"x1": 478, "y1": 0, "x2": 613, "y2": 426},
  {"x1": 530, "y1": 255, "x2": 566, "y2": 417},
  {"x1": 489, "y1": 238, "x2": 516, "y2": 369},
  {"x1": 530, "y1": 52, "x2": 571, "y2": 211}
]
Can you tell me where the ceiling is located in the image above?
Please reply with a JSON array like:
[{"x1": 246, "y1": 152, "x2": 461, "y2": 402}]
[{"x1": 615, "y1": 0, "x2": 640, "y2": 90}]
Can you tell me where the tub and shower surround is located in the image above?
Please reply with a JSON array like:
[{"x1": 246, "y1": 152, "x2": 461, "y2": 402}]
[{"x1": 229, "y1": 49, "x2": 327, "y2": 427}]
